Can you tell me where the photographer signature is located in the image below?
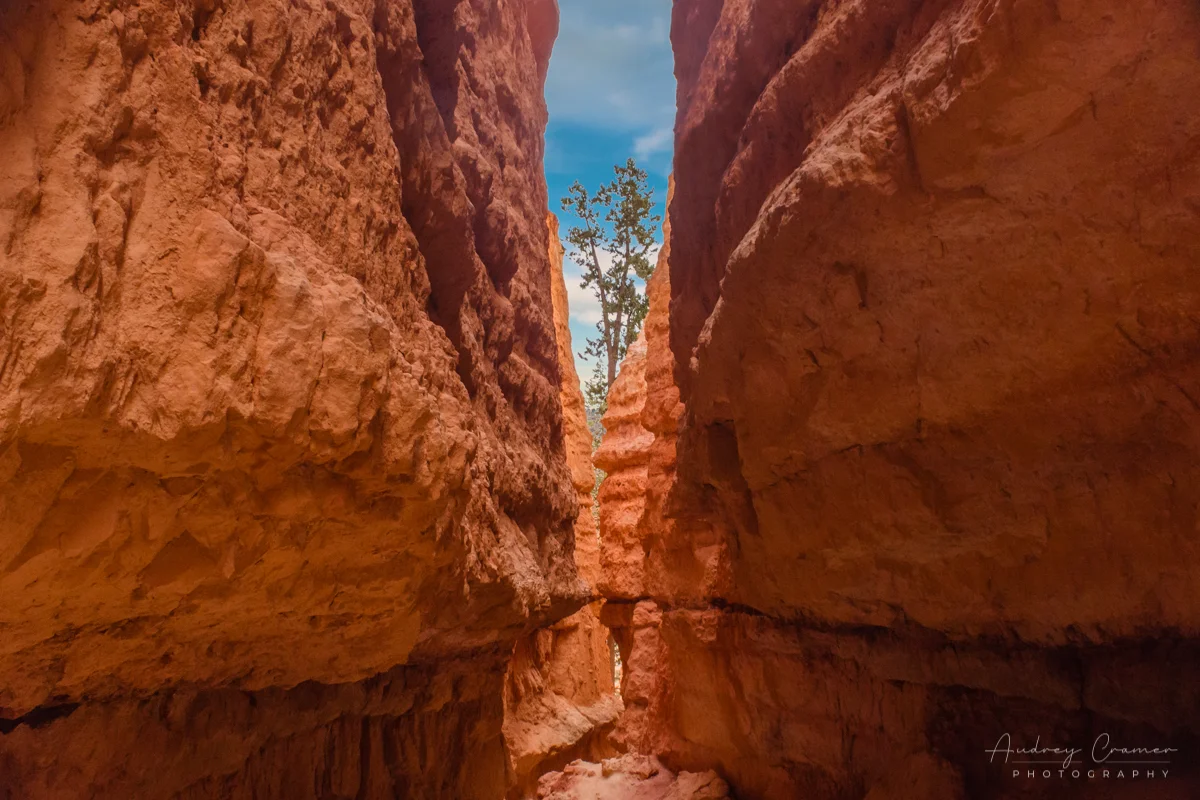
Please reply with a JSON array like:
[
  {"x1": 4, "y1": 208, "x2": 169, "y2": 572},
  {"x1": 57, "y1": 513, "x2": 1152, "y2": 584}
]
[{"x1": 986, "y1": 732, "x2": 1177, "y2": 770}]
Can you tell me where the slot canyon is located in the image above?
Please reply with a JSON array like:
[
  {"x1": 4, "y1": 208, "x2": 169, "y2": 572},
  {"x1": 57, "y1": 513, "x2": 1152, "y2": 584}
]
[{"x1": 1, "y1": 0, "x2": 1199, "y2": 797}]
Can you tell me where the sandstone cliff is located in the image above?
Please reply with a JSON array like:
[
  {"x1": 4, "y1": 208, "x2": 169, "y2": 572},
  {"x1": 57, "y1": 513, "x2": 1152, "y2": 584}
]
[
  {"x1": 600, "y1": 0, "x2": 1200, "y2": 797},
  {"x1": 594, "y1": 327, "x2": 651, "y2": 599},
  {"x1": 502, "y1": 215, "x2": 619, "y2": 796},
  {"x1": 0, "y1": 0, "x2": 581, "y2": 796},
  {"x1": 592, "y1": 198, "x2": 692, "y2": 759}
]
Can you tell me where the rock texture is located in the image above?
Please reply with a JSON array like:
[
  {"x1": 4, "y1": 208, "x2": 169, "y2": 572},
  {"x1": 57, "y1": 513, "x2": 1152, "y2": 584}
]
[
  {"x1": 598, "y1": 600, "x2": 665, "y2": 756},
  {"x1": 503, "y1": 615, "x2": 621, "y2": 798},
  {"x1": 601, "y1": 0, "x2": 1200, "y2": 797},
  {"x1": 593, "y1": 196, "x2": 698, "y2": 758},
  {"x1": 0, "y1": 0, "x2": 582, "y2": 796},
  {"x1": 545, "y1": 214, "x2": 604, "y2": 592},
  {"x1": 672, "y1": 0, "x2": 1200, "y2": 642},
  {"x1": 502, "y1": 215, "x2": 619, "y2": 797},
  {"x1": 1, "y1": 653, "x2": 516, "y2": 800},
  {"x1": 536, "y1": 754, "x2": 730, "y2": 800},
  {"x1": 594, "y1": 327, "x2": 652, "y2": 599}
]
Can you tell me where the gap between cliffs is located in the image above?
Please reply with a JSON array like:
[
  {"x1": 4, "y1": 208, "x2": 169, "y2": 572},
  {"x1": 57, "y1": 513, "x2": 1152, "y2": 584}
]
[{"x1": 503, "y1": 188, "x2": 734, "y2": 798}]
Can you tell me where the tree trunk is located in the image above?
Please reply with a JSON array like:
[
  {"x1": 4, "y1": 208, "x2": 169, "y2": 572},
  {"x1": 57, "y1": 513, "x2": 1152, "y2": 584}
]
[{"x1": 606, "y1": 340, "x2": 617, "y2": 388}]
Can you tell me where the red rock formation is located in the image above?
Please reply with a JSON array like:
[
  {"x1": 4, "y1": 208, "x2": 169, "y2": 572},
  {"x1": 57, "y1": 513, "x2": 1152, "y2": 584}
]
[
  {"x1": 591, "y1": 189, "x2": 697, "y2": 758},
  {"x1": 593, "y1": 179, "x2": 722, "y2": 608},
  {"x1": 602, "y1": 0, "x2": 1200, "y2": 797},
  {"x1": 673, "y1": 0, "x2": 1200, "y2": 639},
  {"x1": 598, "y1": 599, "x2": 665, "y2": 756},
  {"x1": 1, "y1": 654, "x2": 516, "y2": 799},
  {"x1": 8, "y1": 0, "x2": 1199, "y2": 795},
  {"x1": 504, "y1": 613, "x2": 621, "y2": 797},
  {"x1": 594, "y1": 328, "x2": 652, "y2": 599},
  {"x1": 547, "y1": 214, "x2": 604, "y2": 591},
  {"x1": 537, "y1": 754, "x2": 730, "y2": 800},
  {"x1": 0, "y1": 0, "x2": 584, "y2": 796},
  {"x1": 502, "y1": 215, "x2": 619, "y2": 796}
]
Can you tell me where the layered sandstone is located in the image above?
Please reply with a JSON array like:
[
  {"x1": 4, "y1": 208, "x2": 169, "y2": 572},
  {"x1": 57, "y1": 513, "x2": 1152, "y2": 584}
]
[
  {"x1": 602, "y1": 0, "x2": 1200, "y2": 797},
  {"x1": 593, "y1": 328, "x2": 651, "y2": 599},
  {"x1": 0, "y1": 0, "x2": 581, "y2": 796},
  {"x1": 546, "y1": 214, "x2": 603, "y2": 590},
  {"x1": 502, "y1": 215, "x2": 619, "y2": 796},
  {"x1": 593, "y1": 180, "x2": 718, "y2": 608}
]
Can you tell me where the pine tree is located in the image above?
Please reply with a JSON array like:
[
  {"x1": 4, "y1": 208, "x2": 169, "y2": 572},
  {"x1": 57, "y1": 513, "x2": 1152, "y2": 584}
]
[{"x1": 561, "y1": 159, "x2": 661, "y2": 414}]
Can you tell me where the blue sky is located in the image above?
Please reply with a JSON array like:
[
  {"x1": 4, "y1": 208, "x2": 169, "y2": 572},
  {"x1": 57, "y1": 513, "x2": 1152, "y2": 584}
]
[{"x1": 544, "y1": 0, "x2": 675, "y2": 388}]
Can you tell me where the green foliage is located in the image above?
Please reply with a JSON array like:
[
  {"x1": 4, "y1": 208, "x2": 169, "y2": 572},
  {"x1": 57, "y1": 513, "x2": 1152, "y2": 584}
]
[
  {"x1": 561, "y1": 159, "x2": 661, "y2": 415},
  {"x1": 584, "y1": 361, "x2": 610, "y2": 416}
]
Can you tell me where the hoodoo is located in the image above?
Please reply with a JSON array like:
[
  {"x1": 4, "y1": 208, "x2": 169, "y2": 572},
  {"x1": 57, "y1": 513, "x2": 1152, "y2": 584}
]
[{"x1": 3, "y1": 0, "x2": 1200, "y2": 798}]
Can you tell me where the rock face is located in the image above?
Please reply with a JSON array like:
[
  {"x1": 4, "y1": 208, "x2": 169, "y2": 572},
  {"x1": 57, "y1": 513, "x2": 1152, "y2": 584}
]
[
  {"x1": 545, "y1": 215, "x2": 604, "y2": 594},
  {"x1": 673, "y1": 0, "x2": 1200, "y2": 644},
  {"x1": 594, "y1": 328, "x2": 651, "y2": 599},
  {"x1": 2, "y1": 654, "x2": 517, "y2": 800},
  {"x1": 601, "y1": 0, "x2": 1200, "y2": 797},
  {"x1": 0, "y1": 0, "x2": 581, "y2": 796},
  {"x1": 593, "y1": 195, "x2": 700, "y2": 759},
  {"x1": 536, "y1": 754, "x2": 730, "y2": 800},
  {"x1": 502, "y1": 215, "x2": 619, "y2": 796}
]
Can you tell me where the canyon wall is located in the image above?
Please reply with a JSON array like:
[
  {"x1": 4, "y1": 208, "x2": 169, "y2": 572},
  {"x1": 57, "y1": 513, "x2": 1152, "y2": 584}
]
[
  {"x1": 603, "y1": 0, "x2": 1200, "y2": 797},
  {"x1": 0, "y1": 0, "x2": 581, "y2": 796},
  {"x1": 502, "y1": 215, "x2": 619, "y2": 797}
]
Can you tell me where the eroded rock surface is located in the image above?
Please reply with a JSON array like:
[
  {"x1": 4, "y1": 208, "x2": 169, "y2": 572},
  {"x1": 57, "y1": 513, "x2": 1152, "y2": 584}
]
[
  {"x1": 1, "y1": 653, "x2": 516, "y2": 799},
  {"x1": 599, "y1": 0, "x2": 1200, "y2": 797},
  {"x1": 672, "y1": 0, "x2": 1200, "y2": 643},
  {"x1": 537, "y1": 754, "x2": 730, "y2": 800},
  {"x1": 0, "y1": 0, "x2": 579, "y2": 796},
  {"x1": 594, "y1": 328, "x2": 651, "y2": 600},
  {"x1": 502, "y1": 215, "x2": 619, "y2": 796}
]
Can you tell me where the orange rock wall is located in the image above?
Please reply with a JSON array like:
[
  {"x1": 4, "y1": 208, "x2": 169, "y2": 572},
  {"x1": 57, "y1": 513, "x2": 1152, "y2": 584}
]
[
  {"x1": 594, "y1": 179, "x2": 720, "y2": 608},
  {"x1": 502, "y1": 215, "x2": 618, "y2": 796},
  {"x1": 601, "y1": 0, "x2": 1200, "y2": 796},
  {"x1": 547, "y1": 214, "x2": 603, "y2": 590},
  {"x1": 0, "y1": 0, "x2": 581, "y2": 796},
  {"x1": 1, "y1": 653, "x2": 515, "y2": 799},
  {"x1": 673, "y1": 0, "x2": 1200, "y2": 640},
  {"x1": 594, "y1": 328, "x2": 652, "y2": 599}
]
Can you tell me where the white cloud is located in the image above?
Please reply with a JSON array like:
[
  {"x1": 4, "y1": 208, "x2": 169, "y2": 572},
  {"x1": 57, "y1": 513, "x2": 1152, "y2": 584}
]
[
  {"x1": 634, "y1": 125, "x2": 673, "y2": 162},
  {"x1": 565, "y1": 272, "x2": 604, "y2": 326},
  {"x1": 646, "y1": 243, "x2": 663, "y2": 267},
  {"x1": 545, "y1": 0, "x2": 676, "y2": 133},
  {"x1": 563, "y1": 251, "x2": 605, "y2": 328}
]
